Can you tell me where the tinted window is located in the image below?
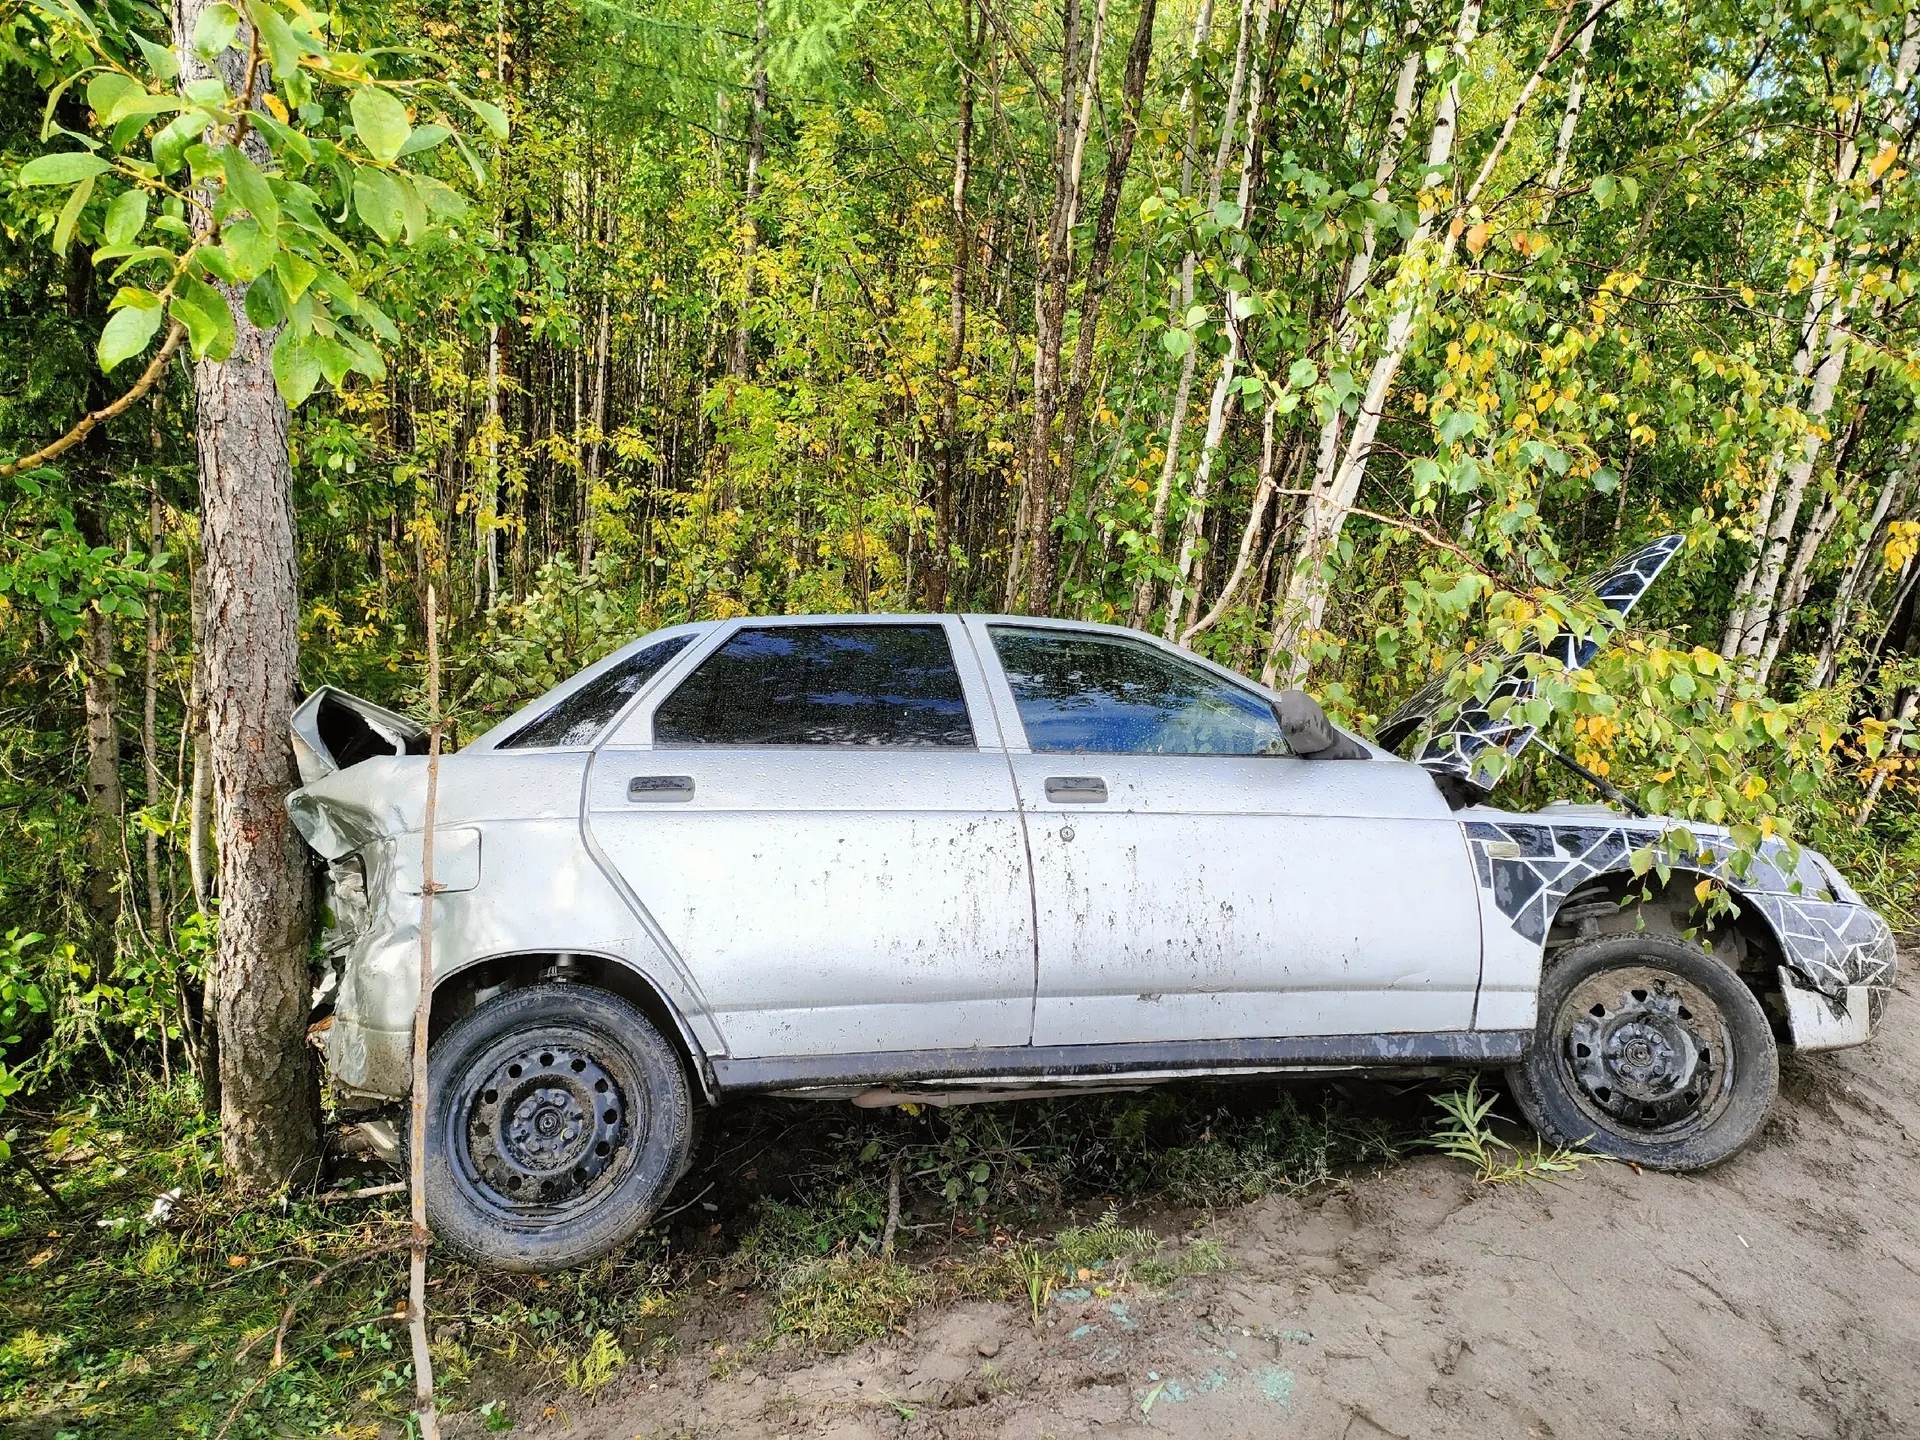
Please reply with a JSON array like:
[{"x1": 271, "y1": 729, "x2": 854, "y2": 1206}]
[
  {"x1": 991, "y1": 627, "x2": 1287, "y2": 756},
  {"x1": 499, "y1": 634, "x2": 694, "y2": 749},
  {"x1": 654, "y1": 624, "x2": 974, "y2": 748}
]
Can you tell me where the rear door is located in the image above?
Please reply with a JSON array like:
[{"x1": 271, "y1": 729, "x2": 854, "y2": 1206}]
[
  {"x1": 585, "y1": 618, "x2": 1036, "y2": 1058},
  {"x1": 969, "y1": 619, "x2": 1482, "y2": 1047}
]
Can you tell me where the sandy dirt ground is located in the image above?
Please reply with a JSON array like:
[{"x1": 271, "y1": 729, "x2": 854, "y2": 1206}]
[{"x1": 515, "y1": 963, "x2": 1920, "y2": 1440}]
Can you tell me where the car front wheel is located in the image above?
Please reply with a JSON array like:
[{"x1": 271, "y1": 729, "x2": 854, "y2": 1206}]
[
  {"x1": 1506, "y1": 933, "x2": 1778, "y2": 1171},
  {"x1": 423, "y1": 982, "x2": 694, "y2": 1272}
]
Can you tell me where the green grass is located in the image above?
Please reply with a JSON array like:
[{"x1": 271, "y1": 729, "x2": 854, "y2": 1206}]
[{"x1": 1, "y1": 1076, "x2": 1435, "y2": 1434}]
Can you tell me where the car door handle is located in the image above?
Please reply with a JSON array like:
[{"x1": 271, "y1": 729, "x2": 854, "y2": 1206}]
[
  {"x1": 1044, "y1": 776, "x2": 1107, "y2": 804},
  {"x1": 628, "y1": 775, "x2": 694, "y2": 802}
]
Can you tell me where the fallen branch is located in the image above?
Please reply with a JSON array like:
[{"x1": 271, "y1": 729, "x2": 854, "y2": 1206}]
[{"x1": 314, "y1": 1180, "x2": 407, "y2": 1204}]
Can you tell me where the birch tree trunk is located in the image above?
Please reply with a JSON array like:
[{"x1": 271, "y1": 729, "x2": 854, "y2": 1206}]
[
  {"x1": 1538, "y1": 0, "x2": 1601, "y2": 223},
  {"x1": 581, "y1": 202, "x2": 613, "y2": 572},
  {"x1": 1164, "y1": 0, "x2": 1271, "y2": 640},
  {"x1": 1721, "y1": 13, "x2": 1918, "y2": 664},
  {"x1": 729, "y1": 0, "x2": 769, "y2": 382},
  {"x1": 1813, "y1": 439, "x2": 1916, "y2": 687},
  {"x1": 1265, "y1": 0, "x2": 1486, "y2": 685},
  {"x1": 1129, "y1": 0, "x2": 1218, "y2": 627},
  {"x1": 176, "y1": 0, "x2": 317, "y2": 1189},
  {"x1": 1041, "y1": 0, "x2": 1160, "y2": 607}
]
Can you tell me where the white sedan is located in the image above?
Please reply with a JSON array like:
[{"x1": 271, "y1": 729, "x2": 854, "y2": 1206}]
[{"x1": 289, "y1": 538, "x2": 1894, "y2": 1270}]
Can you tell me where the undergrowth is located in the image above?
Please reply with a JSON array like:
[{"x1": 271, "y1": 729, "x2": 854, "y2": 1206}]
[{"x1": 1, "y1": 1075, "x2": 1440, "y2": 1434}]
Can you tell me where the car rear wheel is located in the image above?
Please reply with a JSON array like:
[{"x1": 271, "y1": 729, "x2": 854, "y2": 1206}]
[
  {"x1": 423, "y1": 983, "x2": 693, "y2": 1272},
  {"x1": 1506, "y1": 933, "x2": 1777, "y2": 1171}
]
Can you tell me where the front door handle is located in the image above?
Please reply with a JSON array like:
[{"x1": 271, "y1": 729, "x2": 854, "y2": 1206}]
[
  {"x1": 1045, "y1": 775, "x2": 1107, "y2": 804},
  {"x1": 629, "y1": 775, "x2": 694, "y2": 802}
]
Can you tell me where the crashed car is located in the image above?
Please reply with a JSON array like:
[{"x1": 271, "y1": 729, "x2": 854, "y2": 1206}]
[{"x1": 290, "y1": 535, "x2": 1896, "y2": 1271}]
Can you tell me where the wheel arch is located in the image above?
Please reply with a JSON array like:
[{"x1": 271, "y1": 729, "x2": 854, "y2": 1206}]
[
  {"x1": 430, "y1": 949, "x2": 719, "y2": 1104},
  {"x1": 1543, "y1": 867, "x2": 1794, "y2": 1036}
]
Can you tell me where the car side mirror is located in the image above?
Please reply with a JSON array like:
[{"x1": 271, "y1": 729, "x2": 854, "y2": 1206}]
[{"x1": 1273, "y1": 690, "x2": 1369, "y2": 761}]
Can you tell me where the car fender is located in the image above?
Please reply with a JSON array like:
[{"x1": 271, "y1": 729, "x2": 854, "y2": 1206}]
[{"x1": 1460, "y1": 814, "x2": 1896, "y2": 1034}]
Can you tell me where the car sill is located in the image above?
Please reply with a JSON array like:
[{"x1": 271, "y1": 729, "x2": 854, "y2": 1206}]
[{"x1": 711, "y1": 1030, "x2": 1529, "y2": 1094}]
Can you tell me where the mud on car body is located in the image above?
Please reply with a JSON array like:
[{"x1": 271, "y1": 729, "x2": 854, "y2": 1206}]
[{"x1": 289, "y1": 538, "x2": 1896, "y2": 1271}]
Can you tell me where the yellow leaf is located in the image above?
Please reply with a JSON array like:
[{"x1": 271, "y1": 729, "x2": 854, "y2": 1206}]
[
  {"x1": 264, "y1": 93, "x2": 289, "y2": 124},
  {"x1": 1465, "y1": 222, "x2": 1491, "y2": 255},
  {"x1": 1694, "y1": 879, "x2": 1712, "y2": 905}
]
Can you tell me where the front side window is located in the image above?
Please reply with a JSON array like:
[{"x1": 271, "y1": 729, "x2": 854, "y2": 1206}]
[
  {"x1": 654, "y1": 624, "x2": 975, "y2": 748},
  {"x1": 499, "y1": 633, "x2": 695, "y2": 749},
  {"x1": 990, "y1": 626, "x2": 1287, "y2": 756}
]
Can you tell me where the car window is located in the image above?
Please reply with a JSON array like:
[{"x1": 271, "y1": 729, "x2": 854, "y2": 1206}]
[
  {"x1": 654, "y1": 624, "x2": 975, "y2": 748},
  {"x1": 989, "y1": 626, "x2": 1287, "y2": 756},
  {"x1": 498, "y1": 634, "x2": 695, "y2": 749}
]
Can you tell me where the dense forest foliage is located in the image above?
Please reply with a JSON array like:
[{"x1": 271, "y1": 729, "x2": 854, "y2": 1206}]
[{"x1": 0, "y1": 0, "x2": 1916, "y2": 1121}]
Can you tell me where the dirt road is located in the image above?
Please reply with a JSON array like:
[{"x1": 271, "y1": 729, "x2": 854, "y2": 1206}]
[{"x1": 522, "y1": 966, "x2": 1920, "y2": 1440}]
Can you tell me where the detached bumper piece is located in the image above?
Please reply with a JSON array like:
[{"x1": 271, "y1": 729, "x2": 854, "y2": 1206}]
[{"x1": 1778, "y1": 967, "x2": 1875, "y2": 1053}]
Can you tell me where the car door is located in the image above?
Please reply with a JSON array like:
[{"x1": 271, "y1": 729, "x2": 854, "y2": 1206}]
[
  {"x1": 585, "y1": 617, "x2": 1036, "y2": 1059},
  {"x1": 967, "y1": 618, "x2": 1483, "y2": 1047}
]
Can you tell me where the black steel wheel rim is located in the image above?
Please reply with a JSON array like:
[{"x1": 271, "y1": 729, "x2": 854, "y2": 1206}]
[
  {"x1": 448, "y1": 1028, "x2": 649, "y2": 1220},
  {"x1": 1554, "y1": 964, "x2": 1736, "y2": 1141}
]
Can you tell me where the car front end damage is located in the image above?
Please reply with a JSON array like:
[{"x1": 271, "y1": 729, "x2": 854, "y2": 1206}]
[
  {"x1": 1460, "y1": 803, "x2": 1896, "y2": 1054},
  {"x1": 288, "y1": 687, "x2": 460, "y2": 1099}
]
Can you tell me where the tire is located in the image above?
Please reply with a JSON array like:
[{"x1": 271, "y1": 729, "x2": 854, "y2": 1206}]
[
  {"x1": 1506, "y1": 933, "x2": 1778, "y2": 1172},
  {"x1": 423, "y1": 983, "x2": 693, "y2": 1272}
]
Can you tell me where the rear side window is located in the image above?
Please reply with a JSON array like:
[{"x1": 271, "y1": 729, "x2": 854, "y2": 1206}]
[
  {"x1": 499, "y1": 634, "x2": 694, "y2": 749},
  {"x1": 653, "y1": 624, "x2": 974, "y2": 748},
  {"x1": 990, "y1": 626, "x2": 1286, "y2": 756}
]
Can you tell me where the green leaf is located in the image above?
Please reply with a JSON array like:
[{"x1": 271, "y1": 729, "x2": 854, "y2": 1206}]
[
  {"x1": 134, "y1": 33, "x2": 180, "y2": 82},
  {"x1": 105, "y1": 92, "x2": 184, "y2": 127},
  {"x1": 53, "y1": 175, "x2": 94, "y2": 257},
  {"x1": 86, "y1": 72, "x2": 140, "y2": 122},
  {"x1": 103, "y1": 187, "x2": 147, "y2": 245},
  {"x1": 1287, "y1": 358, "x2": 1317, "y2": 388},
  {"x1": 1592, "y1": 174, "x2": 1616, "y2": 209},
  {"x1": 271, "y1": 329, "x2": 321, "y2": 407},
  {"x1": 171, "y1": 275, "x2": 236, "y2": 362},
  {"x1": 352, "y1": 166, "x2": 405, "y2": 243},
  {"x1": 349, "y1": 86, "x2": 411, "y2": 165},
  {"x1": 220, "y1": 145, "x2": 278, "y2": 235},
  {"x1": 396, "y1": 172, "x2": 428, "y2": 243},
  {"x1": 244, "y1": 270, "x2": 287, "y2": 328},
  {"x1": 222, "y1": 216, "x2": 276, "y2": 281},
  {"x1": 313, "y1": 335, "x2": 354, "y2": 385},
  {"x1": 275, "y1": 249, "x2": 317, "y2": 301},
  {"x1": 450, "y1": 131, "x2": 490, "y2": 187},
  {"x1": 152, "y1": 112, "x2": 212, "y2": 175},
  {"x1": 19, "y1": 151, "x2": 110, "y2": 185},
  {"x1": 252, "y1": 2, "x2": 305, "y2": 75},
  {"x1": 191, "y1": 3, "x2": 240, "y2": 59},
  {"x1": 1160, "y1": 327, "x2": 1191, "y2": 358},
  {"x1": 415, "y1": 174, "x2": 468, "y2": 219},
  {"x1": 451, "y1": 87, "x2": 509, "y2": 140},
  {"x1": 397, "y1": 122, "x2": 451, "y2": 157},
  {"x1": 98, "y1": 295, "x2": 165, "y2": 370}
]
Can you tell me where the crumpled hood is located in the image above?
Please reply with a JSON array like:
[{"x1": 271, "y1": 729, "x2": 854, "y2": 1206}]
[
  {"x1": 1377, "y1": 534, "x2": 1685, "y2": 796},
  {"x1": 290, "y1": 686, "x2": 429, "y2": 786}
]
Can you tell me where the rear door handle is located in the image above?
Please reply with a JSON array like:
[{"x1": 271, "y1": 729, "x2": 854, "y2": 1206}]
[
  {"x1": 1045, "y1": 776, "x2": 1107, "y2": 804},
  {"x1": 629, "y1": 775, "x2": 694, "y2": 802}
]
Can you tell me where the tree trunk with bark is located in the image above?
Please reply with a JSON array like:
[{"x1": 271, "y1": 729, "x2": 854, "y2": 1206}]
[
  {"x1": 927, "y1": 0, "x2": 982, "y2": 610},
  {"x1": 77, "y1": 499, "x2": 124, "y2": 941},
  {"x1": 1006, "y1": 0, "x2": 1096, "y2": 610},
  {"x1": 176, "y1": 0, "x2": 317, "y2": 1190},
  {"x1": 1040, "y1": 0, "x2": 1161, "y2": 608}
]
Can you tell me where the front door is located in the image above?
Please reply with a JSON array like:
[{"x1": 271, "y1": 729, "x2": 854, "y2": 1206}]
[
  {"x1": 586, "y1": 618, "x2": 1035, "y2": 1058},
  {"x1": 971, "y1": 620, "x2": 1483, "y2": 1047}
]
